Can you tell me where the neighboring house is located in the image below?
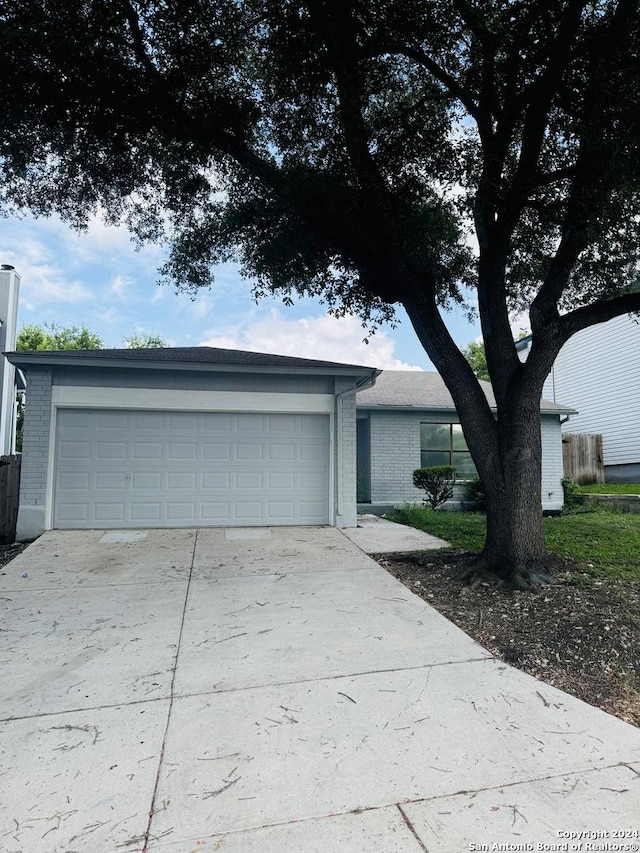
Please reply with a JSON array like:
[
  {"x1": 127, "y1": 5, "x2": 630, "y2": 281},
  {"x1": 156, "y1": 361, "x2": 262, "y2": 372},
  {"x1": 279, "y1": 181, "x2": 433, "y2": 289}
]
[
  {"x1": 4, "y1": 347, "x2": 379, "y2": 540},
  {"x1": 0, "y1": 266, "x2": 20, "y2": 455},
  {"x1": 356, "y1": 370, "x2": 575, "y2": 512},
  {"x1": 516, "y1": 315, "x2": 640, "y2": 482}
]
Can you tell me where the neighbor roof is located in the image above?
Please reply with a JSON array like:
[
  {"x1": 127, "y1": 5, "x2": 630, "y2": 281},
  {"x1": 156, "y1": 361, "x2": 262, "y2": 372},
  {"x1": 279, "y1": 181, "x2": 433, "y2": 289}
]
[
  {"x1": 5, "y1": 346, "x2": 379, "y2": 377},
  {"x1": 356, "y1": 370, "x2": 576, "y2": 415}
]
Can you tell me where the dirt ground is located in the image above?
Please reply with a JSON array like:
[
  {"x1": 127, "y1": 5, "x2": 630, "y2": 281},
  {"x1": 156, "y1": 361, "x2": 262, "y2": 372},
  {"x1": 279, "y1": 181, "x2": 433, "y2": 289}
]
[
  {"x1": 3, "y1": 541, "x2": 638, "y2": 727},
  {"x1": 378, "y1": 550, "x2": 640, "y2": 728}
]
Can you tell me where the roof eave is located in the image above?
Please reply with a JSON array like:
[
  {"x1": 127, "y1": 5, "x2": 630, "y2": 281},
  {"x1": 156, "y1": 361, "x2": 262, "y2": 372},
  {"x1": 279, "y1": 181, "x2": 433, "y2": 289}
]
[{"x1": 4, "y1": 351, "x2": 377, "y2": 378}]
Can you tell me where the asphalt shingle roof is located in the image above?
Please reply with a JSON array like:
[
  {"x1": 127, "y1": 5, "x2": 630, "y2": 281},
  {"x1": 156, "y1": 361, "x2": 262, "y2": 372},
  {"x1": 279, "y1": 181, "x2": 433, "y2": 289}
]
[
  {"x1": 356, "y1": 370, "x2": 576, "y2": 414},
  {"x1": 6, "y1": 346, "x2": 376, "y2": 373}
]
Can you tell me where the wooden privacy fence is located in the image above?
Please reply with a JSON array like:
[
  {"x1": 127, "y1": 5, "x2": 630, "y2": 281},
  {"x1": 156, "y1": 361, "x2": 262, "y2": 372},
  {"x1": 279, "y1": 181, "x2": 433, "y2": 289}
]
[
  {"x1": 562, "y1": 433, "x2": 604, "y2": 484},
  {"x1": 0, "y1": 454, "x2": 21, "y2": 544}
]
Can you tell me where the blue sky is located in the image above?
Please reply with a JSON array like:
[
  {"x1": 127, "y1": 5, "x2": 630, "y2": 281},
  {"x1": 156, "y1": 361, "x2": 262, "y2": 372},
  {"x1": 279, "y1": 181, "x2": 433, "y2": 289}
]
[{"x1": 1, "y1": 212, "x2": 482, "y2": 369}]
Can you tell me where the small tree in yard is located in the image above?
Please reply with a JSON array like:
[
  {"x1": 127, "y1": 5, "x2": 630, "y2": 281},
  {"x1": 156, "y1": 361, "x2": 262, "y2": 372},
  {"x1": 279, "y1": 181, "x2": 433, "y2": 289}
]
[
  {"x1": 413, "y1": 466, "x2": 456, "y2": 510},
  {"x1": 2, "y1": 2, "x2": 640, "y2": 589}
]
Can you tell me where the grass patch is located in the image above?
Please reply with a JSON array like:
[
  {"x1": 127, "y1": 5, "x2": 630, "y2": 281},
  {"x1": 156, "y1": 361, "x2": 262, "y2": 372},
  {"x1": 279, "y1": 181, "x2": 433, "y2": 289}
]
[
  {"x1": 388, "y1": 505, "x2": 640, "y2": 583},
  {"x1": 389, "y1": 505, "x2": 486, "y2": 551},
  {"x1": 574, "y1": 483, "x2": 640, "y2": 495}
]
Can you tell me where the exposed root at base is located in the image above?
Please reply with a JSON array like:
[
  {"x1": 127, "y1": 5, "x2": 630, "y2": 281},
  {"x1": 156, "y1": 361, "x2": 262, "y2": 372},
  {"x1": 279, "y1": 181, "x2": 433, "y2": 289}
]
[{"x1": 462, "y1": 554, "x2": 554, "y2": 592}]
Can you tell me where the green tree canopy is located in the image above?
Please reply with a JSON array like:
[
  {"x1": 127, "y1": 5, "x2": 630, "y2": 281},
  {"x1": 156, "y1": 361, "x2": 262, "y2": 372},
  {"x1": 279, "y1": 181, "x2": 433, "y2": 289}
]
[
  {"x1": 124, "y1": 333, "x2": 168, "y2": 348},
  {"x1": 3, "y1": 1, "x2": 640, "y2": 587},
  {"x1": 16, "y1": 323, "x2": 104, "y2": 351},
  {"x1": 463, "y1": 331, "x2": 530, "y2": 382},
  {"x1": 462, "y1": 341, "x2": 490, "y2": 383}
]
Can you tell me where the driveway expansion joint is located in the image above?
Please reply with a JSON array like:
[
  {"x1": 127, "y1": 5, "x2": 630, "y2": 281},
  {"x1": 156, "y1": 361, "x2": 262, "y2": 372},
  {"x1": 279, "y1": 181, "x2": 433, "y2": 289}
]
[
  {"x1": 168, "y1": 655, "x2": 496, "y2": 700},
  {"x1": 396, "y1": 803, "x2": 430, "y2": 852},
  {"x1": 141, "y1": 529, "x2": 199, "y2": 853}
]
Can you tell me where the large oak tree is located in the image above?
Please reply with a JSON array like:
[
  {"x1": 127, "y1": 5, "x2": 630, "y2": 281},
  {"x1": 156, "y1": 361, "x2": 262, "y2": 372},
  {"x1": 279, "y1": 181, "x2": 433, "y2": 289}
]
[{"x1": 2, "y1": 1, "x2": 639, "y2": 587}]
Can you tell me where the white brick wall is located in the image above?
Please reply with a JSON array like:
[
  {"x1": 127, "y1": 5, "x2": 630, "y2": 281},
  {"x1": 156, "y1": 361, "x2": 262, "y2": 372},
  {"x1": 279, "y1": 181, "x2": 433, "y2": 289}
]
[
  {"x1": 541, "y1": 414, "x2": 564, "y2": 510},
  {"x1": 19, "y1": 367, "x2": 52, "y2": 507},
  {"x1": 335, "y1": 378, "x2": 359, "y2": 527},
  {"x1": 367, "y1": 409, "x2": 564, "y2": 511}
]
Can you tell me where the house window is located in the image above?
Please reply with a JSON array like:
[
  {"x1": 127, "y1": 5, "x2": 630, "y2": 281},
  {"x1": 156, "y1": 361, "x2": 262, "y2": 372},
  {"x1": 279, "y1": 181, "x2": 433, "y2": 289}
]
[{"x1": 420, "y1": 423, "x2": 477, "y2": 479}]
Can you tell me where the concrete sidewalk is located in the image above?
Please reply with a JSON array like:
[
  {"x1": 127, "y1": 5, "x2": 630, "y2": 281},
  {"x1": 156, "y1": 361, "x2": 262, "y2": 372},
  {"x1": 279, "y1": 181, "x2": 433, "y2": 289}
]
[
  {"x1": 342, "y1": 512, "x2": 449, "y2": 553},
  {"x1": 1, "y1": 526, "x2": 639, "y2": 852}
]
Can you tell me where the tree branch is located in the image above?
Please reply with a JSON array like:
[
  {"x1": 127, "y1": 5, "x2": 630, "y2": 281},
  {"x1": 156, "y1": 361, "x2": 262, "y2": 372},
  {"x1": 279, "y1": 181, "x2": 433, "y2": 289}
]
[
  {"x1": 559, "y1": 292, "x2": 640, "y2": 342},
  {"x1": 497, "y1": 0, "x2": 588, "y2": 240},
  {"x1": 364, "y1": 39, "x2": 480, "y2": 121}
]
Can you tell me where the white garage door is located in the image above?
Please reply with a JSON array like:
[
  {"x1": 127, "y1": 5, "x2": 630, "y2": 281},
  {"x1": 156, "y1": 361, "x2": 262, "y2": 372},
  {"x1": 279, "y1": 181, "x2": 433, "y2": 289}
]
[{"x1": 53, "y1": 409, "x2": 331, "y2": 528}]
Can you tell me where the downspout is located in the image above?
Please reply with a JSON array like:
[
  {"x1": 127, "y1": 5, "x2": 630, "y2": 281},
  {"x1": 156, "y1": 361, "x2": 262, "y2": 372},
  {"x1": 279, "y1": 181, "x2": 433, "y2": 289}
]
[{"x1": 335, "y1": 369, "x2": 380, "y2": 521}]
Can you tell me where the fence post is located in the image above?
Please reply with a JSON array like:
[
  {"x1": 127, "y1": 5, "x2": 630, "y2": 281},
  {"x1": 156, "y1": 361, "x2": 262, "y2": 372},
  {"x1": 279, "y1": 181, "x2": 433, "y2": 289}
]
[{"x1": 0, "y1": 454, "x2": 21, "y2": 544}]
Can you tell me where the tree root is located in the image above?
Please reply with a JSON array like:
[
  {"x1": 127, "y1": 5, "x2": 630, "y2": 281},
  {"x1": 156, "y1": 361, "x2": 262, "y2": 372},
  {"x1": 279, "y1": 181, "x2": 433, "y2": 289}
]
[{"x1": 462, "y1": 553, "x2": 554, "y2": 592}]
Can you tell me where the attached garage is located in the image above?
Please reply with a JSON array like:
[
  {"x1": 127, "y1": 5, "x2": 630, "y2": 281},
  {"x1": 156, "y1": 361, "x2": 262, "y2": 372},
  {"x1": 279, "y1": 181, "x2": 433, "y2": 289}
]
[
  {"x1": 53, "y1": 409, "x2": 330, "y2": 528},
  {"x1": 7, "y1": 346, "x2": 378, "y2": 539}
]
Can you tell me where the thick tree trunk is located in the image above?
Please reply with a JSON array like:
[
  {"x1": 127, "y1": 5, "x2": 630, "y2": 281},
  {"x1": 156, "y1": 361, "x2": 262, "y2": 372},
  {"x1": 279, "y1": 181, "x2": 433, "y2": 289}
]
[
  {"x1": 403, "y1": 295, "x2": 552, "y2": 589},
  {"x1": 472, "y1": 399, "x2": 550, "y2": 590}
]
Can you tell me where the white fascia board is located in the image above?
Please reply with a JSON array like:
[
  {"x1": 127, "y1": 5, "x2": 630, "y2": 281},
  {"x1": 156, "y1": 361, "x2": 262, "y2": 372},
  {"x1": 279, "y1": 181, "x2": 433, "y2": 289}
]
[{"x1": 51, "y1": 386, "x2": 335, "y2": 413}]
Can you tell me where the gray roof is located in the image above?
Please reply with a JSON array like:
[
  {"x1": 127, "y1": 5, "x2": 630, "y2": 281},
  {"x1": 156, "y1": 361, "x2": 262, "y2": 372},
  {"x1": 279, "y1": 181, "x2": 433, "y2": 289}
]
[
  {"x1": 356, "y1": 370, "x2": 577, "y2": 415},
  {"x1": 5, "y1": 346, "x2": 378, "y2": 376}
]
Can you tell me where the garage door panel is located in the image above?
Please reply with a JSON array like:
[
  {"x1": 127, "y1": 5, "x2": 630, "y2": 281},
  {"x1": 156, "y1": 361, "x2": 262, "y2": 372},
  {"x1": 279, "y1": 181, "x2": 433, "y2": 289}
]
[
  {"x1": 133, "y1": 412, "x2": 165, "y2": 429},
  {"x1": 203, "y1": 413, "x2": 232, "y2": 430},
  {"x1": 201, "y1": 503, "x2": 230, "y2": 521},
  {"x1": 202, "y1": 444, "x2": 230, "y2": 460},
  {"x1": 54, "y1": 409, "x2": 330, "y2": 528},
  {"x1": 94, "y1": 503, "x2": 126, "y2": 522},
  {"x1": 132, "y1": 472, "x2": 163, "y2": 490},
  {"x1": 131, "y1": 503, "x2": 162, "y2": 522},
  {"x1": 168, "y1": 442, "x2": 198, "y2": 460},
  {"x1": 58, "y1": 472, "x2": 90, "y2": 491},
  {"x1": 236, "y1": 501, "x2": 263, "y2": 519},
  {"x1": 96, "y1": 472, "x2": 127, "y2": 490},
  {"x1": 169, "y1": 413, "x2": 198, "y2": 430},
  {"x1": 59, "y1": 440, "x2": 91, "y2": 459},
  {"x1": 202, "y1": 472, "x2": 230, "y2": 489},
  {"x1": 168, "y1": 472, "x2": 197, "y2": 490},
  {"x1": 97, "y1": 442, "x2": 128, "y2": 460},
  {"x1": 57, "y1": 503, "x2": 89, "y2": 523},
  {"x1": 268, "y1": 472, "x2": 295, "y2": 489},
  {"x1": 268, "y1": 444, "x2": 295, "y2": 460},
  {"x1": 235, "y1": 443, "x2": 263, "y2": 460},
  {"x1": 268, "y1": 501, "x2": 295, "y2": 518},
  {"x1": 237, "y1": 414, "x2": 263, "y2": 431},
  {"x1": 166, "y1": 502, "x2": 197, "y2": 521},
  {"x1": 133, "y1": 442, "x2": 163, "y2": 460}
]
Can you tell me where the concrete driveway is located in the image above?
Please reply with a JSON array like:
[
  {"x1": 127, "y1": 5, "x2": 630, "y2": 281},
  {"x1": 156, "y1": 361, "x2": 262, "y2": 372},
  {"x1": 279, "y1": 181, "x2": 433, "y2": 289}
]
[{"x1": 1, "y1": 526, "x2": 639, "y2": 852}]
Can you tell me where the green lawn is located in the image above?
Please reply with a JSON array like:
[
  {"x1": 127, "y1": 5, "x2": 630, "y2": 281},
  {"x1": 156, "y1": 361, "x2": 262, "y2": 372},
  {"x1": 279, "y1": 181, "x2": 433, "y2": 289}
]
[
  {"x1": 574, "y1": 483, "x2": 640, "y2": 494},
  {"x1": 388, "y1": 505, "x2": 640, "y2": 583}
]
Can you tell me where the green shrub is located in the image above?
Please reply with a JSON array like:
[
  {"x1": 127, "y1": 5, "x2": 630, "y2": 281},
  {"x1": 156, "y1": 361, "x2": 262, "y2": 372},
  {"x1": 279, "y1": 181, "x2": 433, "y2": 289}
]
[
  {"x1": 561, "y1": 476, "x2": 583, "y2": 511},
  {"x1": 464, "y1": 475, "x2": 486, "y2": 511},
  {"x1": 413, "y1": 466, "x2": 455, "y2": 510}
]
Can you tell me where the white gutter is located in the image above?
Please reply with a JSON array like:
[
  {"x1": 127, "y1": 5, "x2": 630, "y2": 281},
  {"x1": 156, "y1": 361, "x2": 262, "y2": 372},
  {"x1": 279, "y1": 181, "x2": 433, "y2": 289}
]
[{"x1": 335, "y1": 369, "x2": 380, "y2": 518}]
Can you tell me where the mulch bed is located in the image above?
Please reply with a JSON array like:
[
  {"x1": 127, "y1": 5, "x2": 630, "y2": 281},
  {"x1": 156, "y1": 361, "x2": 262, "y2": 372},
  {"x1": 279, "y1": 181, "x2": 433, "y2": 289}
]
[
  {"x1": 0, "y1": 541, "x2": 29, "y2": 570},
  {"x1": 377, "y1": 549, "x2": 640, "y2": 728}
]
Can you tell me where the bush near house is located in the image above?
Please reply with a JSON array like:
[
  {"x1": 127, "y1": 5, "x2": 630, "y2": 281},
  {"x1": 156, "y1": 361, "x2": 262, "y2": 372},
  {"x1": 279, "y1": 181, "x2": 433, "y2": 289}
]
[{"x1": 412, "y1": 466, "x2": 455, "y2": 510}]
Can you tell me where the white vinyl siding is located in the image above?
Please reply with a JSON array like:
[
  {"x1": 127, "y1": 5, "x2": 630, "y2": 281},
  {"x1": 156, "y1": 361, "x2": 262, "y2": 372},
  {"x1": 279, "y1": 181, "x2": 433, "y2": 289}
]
[
  {"x1": 53, "y1": 409, "x2": 330, "y2": 528},
  {"x1": 521, "y1": 316, "x2": 640, "y2": 468}
]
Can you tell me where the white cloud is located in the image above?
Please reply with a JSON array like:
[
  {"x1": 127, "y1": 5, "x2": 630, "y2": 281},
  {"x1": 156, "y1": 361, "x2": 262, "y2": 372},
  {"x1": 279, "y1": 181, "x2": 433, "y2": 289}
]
[
  {"x1": 199, "y1": 311, "x2": 422, "y2": 370},
  {"x1": 0, "y1": 231, "x2": 93, "y2": 310},
  {"x1": 109, "y1": 274, "x2": 133, "y2": 297}
]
